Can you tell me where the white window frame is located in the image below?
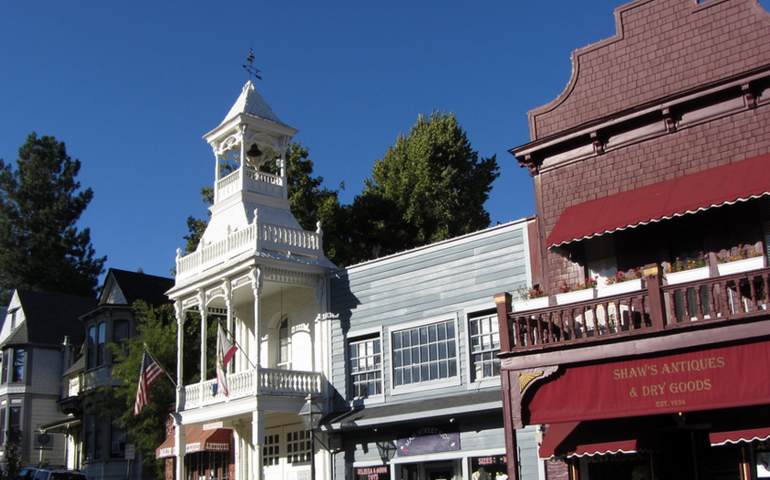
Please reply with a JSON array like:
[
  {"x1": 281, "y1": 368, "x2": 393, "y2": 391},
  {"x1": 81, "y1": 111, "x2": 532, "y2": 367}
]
[
  {"x1": 464, "y1": 305, "x2": 502, "y2": 390},
  {"x1": 347, "y1": 326, "x2": 385, "y2": 404},
  {"x1": 388, "y1": 314, "x2": 461, "y2": 395}
]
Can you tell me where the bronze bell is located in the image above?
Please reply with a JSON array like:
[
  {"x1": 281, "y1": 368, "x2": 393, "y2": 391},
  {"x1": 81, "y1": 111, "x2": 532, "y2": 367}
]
[{"x1": 246, "y1": 143, "x2": 263, "y2": 162}]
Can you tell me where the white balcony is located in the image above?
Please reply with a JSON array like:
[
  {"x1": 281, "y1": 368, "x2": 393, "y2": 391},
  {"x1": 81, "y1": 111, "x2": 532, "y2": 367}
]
[
  {"x1": 215, "y1": 168, "x2": 284, "y2": 203},
  {"x1": 182, "y1": 368, "x2": 322, "y2": 409},
  {"x1": 176, "y1": 219, "x2": 322, "y2": 280}
]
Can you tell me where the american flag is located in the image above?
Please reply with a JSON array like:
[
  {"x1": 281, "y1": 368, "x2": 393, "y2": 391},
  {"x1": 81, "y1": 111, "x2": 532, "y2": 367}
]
[{"x1": 133, "y1": 351, "x2": 163, "y2": 416}]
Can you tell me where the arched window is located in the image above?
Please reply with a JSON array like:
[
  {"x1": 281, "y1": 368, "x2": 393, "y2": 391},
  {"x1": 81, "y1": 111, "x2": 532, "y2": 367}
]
[{"x1": 278, "y1": 317, "x2": 290, "y2": 369}]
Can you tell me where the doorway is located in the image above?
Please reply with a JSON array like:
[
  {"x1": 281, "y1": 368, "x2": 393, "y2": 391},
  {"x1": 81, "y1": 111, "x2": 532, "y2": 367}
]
[{"x1": 398, "y1": 460, "x2": 459, "y2": 480}]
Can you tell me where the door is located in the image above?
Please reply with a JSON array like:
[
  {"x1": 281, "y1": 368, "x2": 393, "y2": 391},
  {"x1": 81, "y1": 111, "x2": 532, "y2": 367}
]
[{"x1": 424, "y1": 461, "x2": 456, "y2": 480}]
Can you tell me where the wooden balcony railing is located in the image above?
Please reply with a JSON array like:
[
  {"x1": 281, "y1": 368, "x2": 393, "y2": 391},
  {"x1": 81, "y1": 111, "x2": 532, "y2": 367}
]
[{"x1": 498, "y1": 266, "x2": 770, "y2": 354}]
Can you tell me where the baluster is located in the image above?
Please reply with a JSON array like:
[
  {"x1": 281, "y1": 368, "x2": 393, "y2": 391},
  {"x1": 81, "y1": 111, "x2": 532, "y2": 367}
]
[
  {"x1": 748, "y1": 274, "x2": 758, "y2": 312},
  {"x1": 761, "y1": 273, "x2": 770, "y2": 311},
  {"x1": 568, "y1": 307, "x2": 577, "y2": 339},
  {"x1": 512, "y1": 316, "x2": 521, "y2": 349}
]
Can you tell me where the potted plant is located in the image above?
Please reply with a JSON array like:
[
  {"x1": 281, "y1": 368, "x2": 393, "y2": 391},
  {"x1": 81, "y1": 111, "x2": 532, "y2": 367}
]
[
  {"x1": 555, "y1": 277, "x2": 597, "y2": 305},
  {"x1": 512, "y1": 285, "x2": 550, "y2": 312},
  {"x1": 665, "y1": 254, "x2": 710, "y2": 285},
  {"x1": 597, "y1": 268, "x2": 643, "y2": 297},
  {"x1": 716, "y1": 243, "x2": 765, "y2": 275}
]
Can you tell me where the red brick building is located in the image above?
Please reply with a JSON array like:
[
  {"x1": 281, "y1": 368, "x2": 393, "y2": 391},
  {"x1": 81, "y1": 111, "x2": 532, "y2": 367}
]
[{"x1": 497, "y1": 1, "x2": 770, "y2": 479}]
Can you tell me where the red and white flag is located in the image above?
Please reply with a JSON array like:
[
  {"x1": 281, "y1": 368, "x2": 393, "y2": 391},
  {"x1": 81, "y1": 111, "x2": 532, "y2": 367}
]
[
  {"x1": 216, "y1": 323, "x2": 238, "y2": 396},
  {"x1": 133, "y1": 351, "x2": 163, "y2": 415}
]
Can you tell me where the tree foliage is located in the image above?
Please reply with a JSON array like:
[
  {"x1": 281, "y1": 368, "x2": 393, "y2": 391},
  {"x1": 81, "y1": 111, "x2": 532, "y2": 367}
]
[
  {"x1": 0, "y1": 133, "x2": 105, "y2": 297},
  {"x1": 343, "y1": 113, "x2": 499, "y2": 263},
  {"x1": 108, "y1": 301, "x2": 216, "y2": 479},
  {"x1": 184, "y1": 113, "x2": 498, "y2": 267}
]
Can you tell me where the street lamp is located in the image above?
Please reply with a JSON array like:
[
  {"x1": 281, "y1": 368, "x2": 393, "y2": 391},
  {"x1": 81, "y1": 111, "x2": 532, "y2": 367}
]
[{"x1": 299, "y1": 394, "x2": 322, "y2": 480}]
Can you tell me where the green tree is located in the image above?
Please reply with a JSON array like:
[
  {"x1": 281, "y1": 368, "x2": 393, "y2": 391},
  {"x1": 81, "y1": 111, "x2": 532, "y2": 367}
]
[
  {"x1": 108, "y1": 301, "x2": 215, "y2": 479},
  {"x1": 351, "y1": 112, "x2": 499, "y2": 261},
  {"x1": 0, "y1": 133, "x2": 106, "y2": 297}
]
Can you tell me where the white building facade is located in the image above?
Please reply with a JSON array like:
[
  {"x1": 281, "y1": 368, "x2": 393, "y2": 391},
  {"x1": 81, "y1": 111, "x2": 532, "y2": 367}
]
[{"x1": 165, "y1": 81, "x2": 335, "y2": 480}]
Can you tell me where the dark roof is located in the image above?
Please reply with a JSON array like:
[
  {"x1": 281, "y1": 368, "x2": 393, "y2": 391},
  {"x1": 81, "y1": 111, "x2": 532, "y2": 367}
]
[
  {"x1": 10, "y1": 290, "x2": 97, "y2": 347},
  {"x1": 326, "y1": 389, "x2": 502, "y2": 430},
  {"x1": 102, "y1": 268, "x2": 174, "y2": 306},
  {"x1": 63, "y1": 355, "x2": 85, "y2": 376}
]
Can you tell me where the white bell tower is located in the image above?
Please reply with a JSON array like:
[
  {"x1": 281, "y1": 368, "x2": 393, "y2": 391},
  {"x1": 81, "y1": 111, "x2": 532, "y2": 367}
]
[{"x1": 199, "y1": 80, "x2": 300, "y2": 246}]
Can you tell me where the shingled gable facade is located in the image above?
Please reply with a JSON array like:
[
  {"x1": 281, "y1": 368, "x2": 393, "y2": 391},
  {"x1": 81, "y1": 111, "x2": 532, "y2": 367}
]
[{"x1": 497, "y1": 1, "x2": 770, "y2": 480}]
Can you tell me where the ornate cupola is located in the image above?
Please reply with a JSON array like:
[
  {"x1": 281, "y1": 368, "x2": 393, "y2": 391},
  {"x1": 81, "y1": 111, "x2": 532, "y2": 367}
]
[
  {"x1": 200, "y1": 80, "x2": 299, "y2": 245},
  {"x1": 174, "y1": 80, "x2": 331, "y2": 284}
]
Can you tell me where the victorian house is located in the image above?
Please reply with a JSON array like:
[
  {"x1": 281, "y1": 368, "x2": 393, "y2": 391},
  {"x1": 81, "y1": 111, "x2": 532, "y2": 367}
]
[
  {"x1": 496, "y1": 1, "x2": 770, "y2": 479},
  {"x1": 44, "y1": 268, "x2": 174, "y2": 479},
  {"x1": 0, "y1": 289, "x2": 95, "y2": 469},
  {"x1": 159, "y1": 81, "x2": 335, "y2": 480}
]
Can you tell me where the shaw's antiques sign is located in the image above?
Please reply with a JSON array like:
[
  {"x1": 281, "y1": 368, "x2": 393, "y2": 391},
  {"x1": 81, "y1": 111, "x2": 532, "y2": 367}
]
[
  {"x1": 527, "y1": 338, "x2": 770, "y2": 424},
  {"x1": 396, "y1": 426, "x2": 460, "y2": 456}
]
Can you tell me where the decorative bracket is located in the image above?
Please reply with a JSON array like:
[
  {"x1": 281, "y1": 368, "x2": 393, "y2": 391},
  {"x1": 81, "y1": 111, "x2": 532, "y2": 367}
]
[
  {"x1": 590, "y1": 132, "x2": 604, "y2": 155},
  {"x1": 743, "y1": 84, "x2": 757, "y2": 110},
  {"x1": 662, "y1": 108, "x2": 677, "y2": 133},
  {"x1": 507, "y1": 366, "x2": 559, "y2": 429}
]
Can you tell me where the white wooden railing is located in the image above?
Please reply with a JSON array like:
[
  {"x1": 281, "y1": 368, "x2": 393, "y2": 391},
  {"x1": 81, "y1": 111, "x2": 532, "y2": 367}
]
[
  {"x1": 261, "y1": 224, "x2": 322, "y2": 255},
  {"x1": 215, "y1": 169, "x2": 242, "y2": 202},
  {"x1": 259, "y1": 368, "x2": 322, "y2": 396},
  {"x1": 182, "y1": 368, "x2": 322, "y2": 409},
  {"x1": 176, "y1": 218, "x2": 323, "y2": 279}
]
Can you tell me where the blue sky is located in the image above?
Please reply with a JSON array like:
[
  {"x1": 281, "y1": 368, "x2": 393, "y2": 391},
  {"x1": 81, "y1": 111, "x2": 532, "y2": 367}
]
[{"x1": 0, "y1": 1, "x2": 643, "y2": 279}]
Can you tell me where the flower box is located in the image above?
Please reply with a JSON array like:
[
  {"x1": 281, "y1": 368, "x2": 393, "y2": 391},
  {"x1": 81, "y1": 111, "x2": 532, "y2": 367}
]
[
  {"x1": 665, "y1": 266, "x2": 710, "y2": 285},
  {"x1": 555, "y1": 288, "x2": 595, "y2": 305},
  {"x1": 596, "y1": 278, "x2": 643, "y2": 298},
  {"x1": 716, "y1": 255, "x2": 765, "y2": 276},
  {"x1": 512, "y1": 296, "x2": 550, "y2": 312}
]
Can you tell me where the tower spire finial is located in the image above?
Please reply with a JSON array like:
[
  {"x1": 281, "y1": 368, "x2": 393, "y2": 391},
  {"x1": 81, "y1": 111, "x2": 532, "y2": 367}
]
[{"x1": 242, "y1": 48, "x2": 262, "y2": 81}]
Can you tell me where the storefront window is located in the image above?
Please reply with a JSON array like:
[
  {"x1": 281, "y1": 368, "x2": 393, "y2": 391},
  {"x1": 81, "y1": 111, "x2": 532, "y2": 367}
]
[
  {"x1": 263, "y1": 433, "x2": 280, "y2": 466},
  {"x1": 758, "y1": 445, "x2": 770, "y2": 479},
  {"x1": 471, "y1": 455, "x2": 508, "y2": 480}
]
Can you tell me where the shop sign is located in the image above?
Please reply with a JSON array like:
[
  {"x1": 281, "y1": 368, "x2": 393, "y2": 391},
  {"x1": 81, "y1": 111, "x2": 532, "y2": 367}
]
[
  {"x1": 472, "y1": 455, "x2": 506, "y2": 467},
  {"x1": 395, "y1": 426, "x2": 460, "y2": 457},
  {"x1": 355, "y1": 465, "x2": 390, "y2": 480},
  {"x1": 527, "y1": 338, "x2": 770, "y2": 424}
]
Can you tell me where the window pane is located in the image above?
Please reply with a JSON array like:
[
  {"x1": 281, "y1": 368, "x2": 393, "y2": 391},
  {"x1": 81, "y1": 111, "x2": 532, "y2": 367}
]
[
  {"x1": 349, "y1": 336, "x2": 382, "y2": 398},
  {"x1": 468, "y1": 314, "x2": 500, "y2": 382},
  {"x1": 12, "y1": 348, "x2": 25, "y2": 383}
]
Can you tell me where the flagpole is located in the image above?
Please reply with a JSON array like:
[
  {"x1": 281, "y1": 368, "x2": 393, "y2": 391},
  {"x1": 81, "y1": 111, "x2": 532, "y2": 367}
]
[
  {"x1": 143, "y1": 343, "x2": 178, "y2": 388},
  {"x1": 218, "y1": 321, "x2": 258, "y2": 370}
]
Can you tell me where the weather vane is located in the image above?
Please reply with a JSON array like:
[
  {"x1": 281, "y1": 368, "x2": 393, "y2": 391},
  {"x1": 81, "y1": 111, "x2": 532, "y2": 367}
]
[{"x1": 243, "y1": 48, "x2": 262, "y2": 81}]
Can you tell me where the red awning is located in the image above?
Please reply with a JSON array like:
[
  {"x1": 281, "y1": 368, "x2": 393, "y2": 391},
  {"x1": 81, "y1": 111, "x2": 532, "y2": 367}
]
[
  {"x1": 546, "y1": 152, "x2": 770, "y2": 247},
  {"x1": 155, "y1": 425, "x2": 232, "y2": 459},
  {"x1": 710, "y1": 427, "x2": 770, "y2": 446},
  {"x1": 539, "y1": 421, "x2": 642, "y2": 459}
]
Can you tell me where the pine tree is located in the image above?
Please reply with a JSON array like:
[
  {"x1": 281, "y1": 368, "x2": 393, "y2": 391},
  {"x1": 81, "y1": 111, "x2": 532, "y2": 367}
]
[{"x1": 0, "y1": 133, "x2": 105, "y2": 297}]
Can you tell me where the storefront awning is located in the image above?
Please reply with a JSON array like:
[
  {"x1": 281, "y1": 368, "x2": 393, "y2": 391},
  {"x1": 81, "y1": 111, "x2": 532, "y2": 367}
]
[
  {"x1": 539, "y1": 421, "x2": 643, "y2": 459},
  {"x1": 710, "y1": 427, "x2": 770, "y2": 447},
  {"x1": 546, "y1": 152, "x2": 770, "y2": 247},
  {"x1": 155, "y1": 425, "x2": 232, "y2": 459},
  {"x1": 39, "y1": 417, "x2": 81, "y2": 434}
]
